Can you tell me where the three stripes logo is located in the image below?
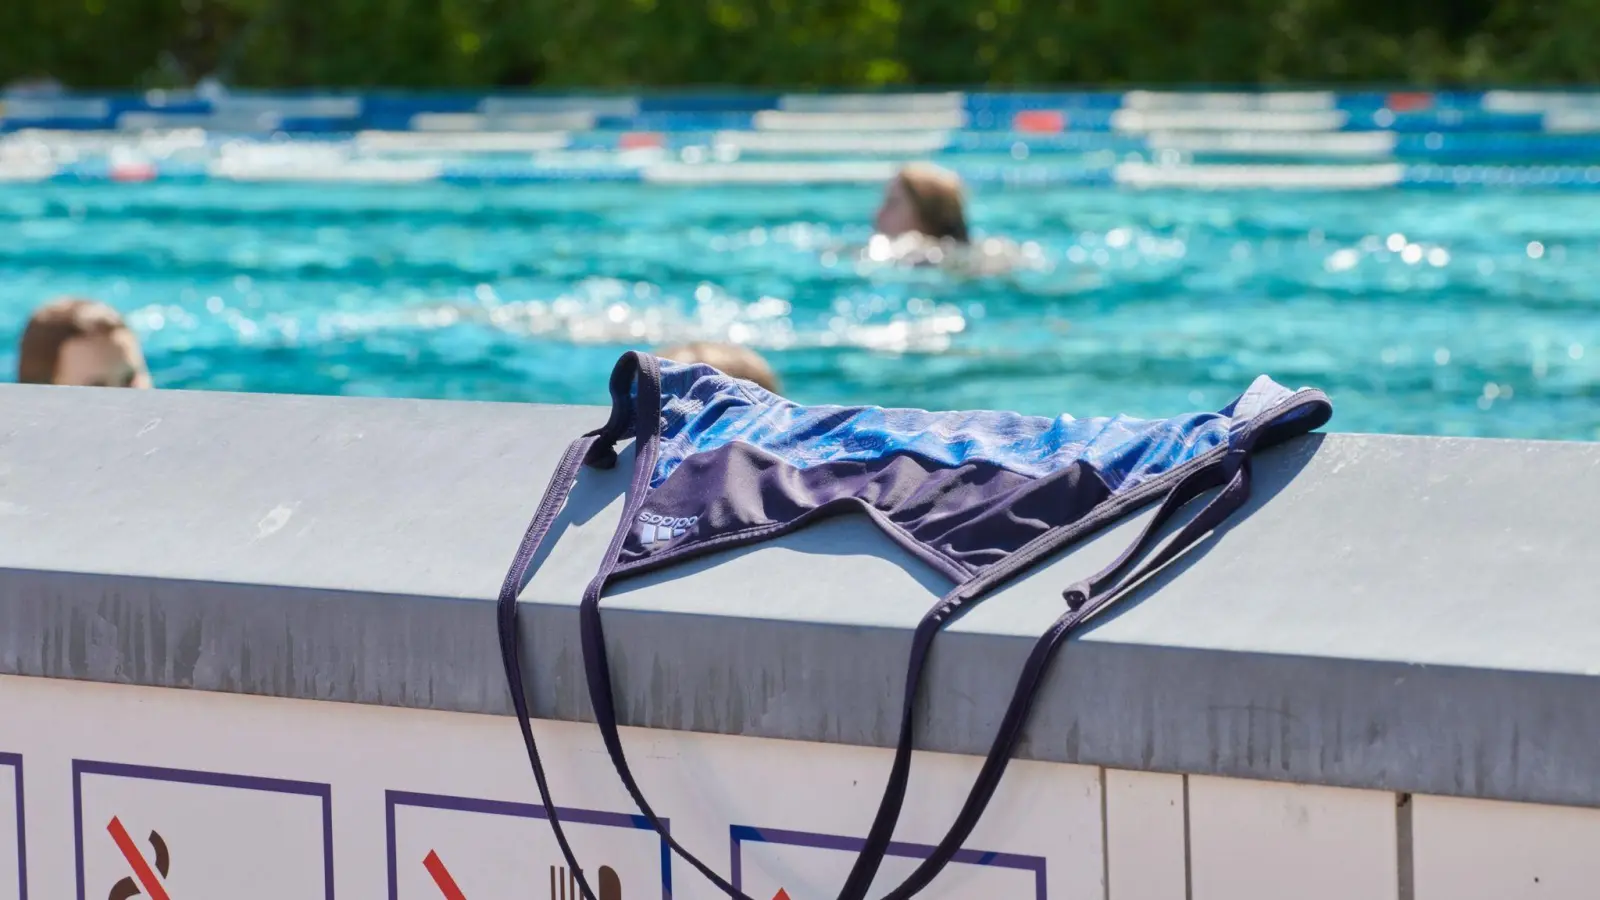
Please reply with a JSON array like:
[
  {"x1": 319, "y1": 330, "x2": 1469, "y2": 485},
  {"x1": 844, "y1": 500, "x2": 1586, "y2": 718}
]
[{"x1": 637, "y1": 511, "x2": 698, "y2": 547}]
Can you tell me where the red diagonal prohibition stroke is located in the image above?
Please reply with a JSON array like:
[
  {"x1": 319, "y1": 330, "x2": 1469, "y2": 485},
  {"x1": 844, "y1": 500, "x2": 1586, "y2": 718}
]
[
  {"x1": 423, "y1": 849, "x2": 467, "y2": 900},
  {"x1": 107, "y1": 816, "x2": 172, "y2": 900}
]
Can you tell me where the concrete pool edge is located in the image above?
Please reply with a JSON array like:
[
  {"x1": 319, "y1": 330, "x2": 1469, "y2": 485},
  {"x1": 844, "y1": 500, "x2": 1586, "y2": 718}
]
[{"x1": 2, "y1": 383, "x2": 1597, "y2": 809}]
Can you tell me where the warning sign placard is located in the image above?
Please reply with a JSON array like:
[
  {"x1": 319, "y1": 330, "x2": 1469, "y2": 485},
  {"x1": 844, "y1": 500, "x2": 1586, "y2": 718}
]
[
  {"x1": 729, "y1": 825, "x2": 1046, "y2": 900},
  {"x1": 73, "y1": 760, "x2": 332, "y2": 900},
  {"x1": 0, "y1": 753, "x2": 23, "y2": 900},
  {"x1": 386, "y1": 790, "x2": 669, "y2": 900}
]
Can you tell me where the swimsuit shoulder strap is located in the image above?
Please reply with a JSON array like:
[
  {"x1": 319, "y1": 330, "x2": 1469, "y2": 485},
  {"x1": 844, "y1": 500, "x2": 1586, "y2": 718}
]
[{"x1": 866, "y1": 388, "x2": 1332, "y2": 900}]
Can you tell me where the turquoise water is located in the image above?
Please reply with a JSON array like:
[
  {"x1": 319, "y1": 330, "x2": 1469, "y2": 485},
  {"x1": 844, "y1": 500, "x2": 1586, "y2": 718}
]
[{"x1": 2, "y1": 180, "x2": 1598, "y2": 441}]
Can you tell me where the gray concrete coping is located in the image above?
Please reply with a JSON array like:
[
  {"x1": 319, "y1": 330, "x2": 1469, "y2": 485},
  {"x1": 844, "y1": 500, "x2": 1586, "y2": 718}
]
[{"x1": 2, "y1": 383, "x2": 1598, "y2": 809}]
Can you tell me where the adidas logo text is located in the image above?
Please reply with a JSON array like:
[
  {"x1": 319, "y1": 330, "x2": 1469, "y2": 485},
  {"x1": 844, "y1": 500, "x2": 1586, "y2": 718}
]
[{"x1": 637, "y1": 511, "x2": 698, "y2": 546}]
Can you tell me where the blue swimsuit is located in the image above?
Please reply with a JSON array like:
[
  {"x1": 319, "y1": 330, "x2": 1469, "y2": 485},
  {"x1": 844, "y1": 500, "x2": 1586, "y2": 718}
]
[{"x1": 499, "y1": 350, "x2": 1331, "y2": 899}]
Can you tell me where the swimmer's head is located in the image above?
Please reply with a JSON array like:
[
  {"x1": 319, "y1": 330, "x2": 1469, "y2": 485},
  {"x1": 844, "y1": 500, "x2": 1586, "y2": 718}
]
[
  {"x1": 18, "y1": 297, "x2": 151, "y2": 388},
  {"x1": 656, "y1": 342, "x2": 782, "y2": 393},
  {"x1": 875, "y1": 163, "x2": 969, "y2": 244}
]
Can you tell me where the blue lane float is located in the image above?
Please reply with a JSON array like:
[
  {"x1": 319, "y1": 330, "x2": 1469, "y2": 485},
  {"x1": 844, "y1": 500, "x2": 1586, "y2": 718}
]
[
  {"x1": 19, "y1": 127, "x2": 1600, "y2": 164},
  {"x1": 11, "y1": 88, "x2": 1600, "y2": 188},
  {"x1": 11, "y1": 88, "x2": 1600, "y2": 134},
  {"x1": 22, "y1": 156, "x2": 1600, "y2": 190}
]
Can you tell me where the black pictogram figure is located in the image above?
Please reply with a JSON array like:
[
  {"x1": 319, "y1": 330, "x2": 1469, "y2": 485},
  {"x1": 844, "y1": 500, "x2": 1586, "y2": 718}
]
[
  {"x1": 108, "y1": 830, "x2": 168, "y2": 900},
  {"x1": 549, "y1": 864, "x2": 621, "y2": 900},
  {"x1": 550, "y1": 865, "x2": 575, "y2": 900}
]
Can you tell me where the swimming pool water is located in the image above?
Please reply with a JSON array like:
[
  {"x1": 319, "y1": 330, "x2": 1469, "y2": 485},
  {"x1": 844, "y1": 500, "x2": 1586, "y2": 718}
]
[{"x1": 2, "y1": 179, "x2": 1597, "y2": 441}]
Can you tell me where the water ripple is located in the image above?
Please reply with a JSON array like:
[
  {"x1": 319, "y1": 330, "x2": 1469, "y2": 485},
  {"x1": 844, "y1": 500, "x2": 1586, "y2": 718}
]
[{"x1": 0, "y1": 180, "x2": 1597, "y2": 440}]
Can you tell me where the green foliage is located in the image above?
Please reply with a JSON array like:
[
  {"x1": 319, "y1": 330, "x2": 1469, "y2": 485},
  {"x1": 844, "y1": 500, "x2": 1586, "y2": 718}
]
[{"x1": 5, "y1": 0, "x2": 1600, "y2": 89}]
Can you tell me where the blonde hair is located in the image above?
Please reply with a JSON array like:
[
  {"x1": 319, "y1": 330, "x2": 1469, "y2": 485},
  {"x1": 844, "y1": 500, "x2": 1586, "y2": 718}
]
[
  {"x1": 657, "y1": 342, "x2": 781, "y2": 393},
  {"x1": 896, "y1": 162, "x2": 969, "y2": 243},
  {"x1": 18, "y1": 297, "x2": 130, "y2": 384}
]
